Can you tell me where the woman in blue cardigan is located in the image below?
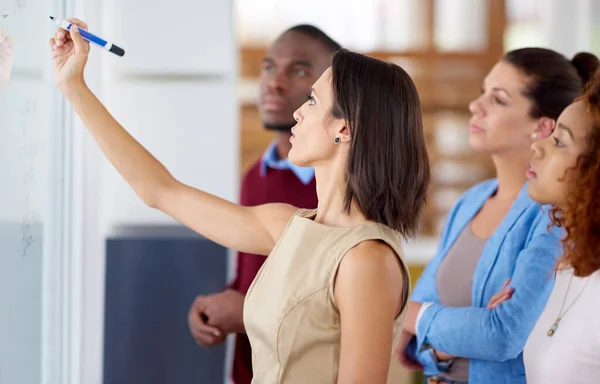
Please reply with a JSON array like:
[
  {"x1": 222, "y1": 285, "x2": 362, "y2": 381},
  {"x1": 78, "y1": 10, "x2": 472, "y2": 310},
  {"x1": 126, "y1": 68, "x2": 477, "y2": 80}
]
[{"x1": 397, "y1": 48, "x2": 594, "y2": 384}]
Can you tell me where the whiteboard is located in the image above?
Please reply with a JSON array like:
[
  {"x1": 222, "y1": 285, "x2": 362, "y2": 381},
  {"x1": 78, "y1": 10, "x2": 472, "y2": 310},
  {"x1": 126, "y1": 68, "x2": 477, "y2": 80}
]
[
  {"x1": 0, "y1": 0, "x2": 66, "y2": 382},
  {"x1": 109, "y1": 0, "x2": 234, "y2": 75}
]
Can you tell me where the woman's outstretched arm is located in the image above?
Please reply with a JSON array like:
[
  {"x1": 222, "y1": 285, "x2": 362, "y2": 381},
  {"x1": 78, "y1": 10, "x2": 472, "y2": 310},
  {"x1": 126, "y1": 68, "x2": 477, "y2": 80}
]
[{"x1": 51, "y1": 19, "x2": 297, "y2": 255}]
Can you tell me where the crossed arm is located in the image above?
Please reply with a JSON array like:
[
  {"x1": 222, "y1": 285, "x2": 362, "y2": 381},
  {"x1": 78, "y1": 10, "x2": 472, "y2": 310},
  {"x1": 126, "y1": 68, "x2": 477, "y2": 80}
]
[{"x1": 398, "y1": 229, "x2": 560, "y2": 372}]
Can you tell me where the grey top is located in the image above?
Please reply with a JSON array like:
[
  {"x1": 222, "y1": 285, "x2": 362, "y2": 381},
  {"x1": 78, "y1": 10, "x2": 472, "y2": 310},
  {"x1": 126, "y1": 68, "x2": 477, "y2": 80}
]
[{"x1": 435, "y1": 223, "x2": 489, "y2": 381}]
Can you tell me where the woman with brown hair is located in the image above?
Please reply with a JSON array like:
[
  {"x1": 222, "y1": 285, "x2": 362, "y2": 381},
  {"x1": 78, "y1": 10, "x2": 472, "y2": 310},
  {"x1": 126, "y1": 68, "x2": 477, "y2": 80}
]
[{"x1": 49, "y1": 19, "x2": 430, "y2": 383}]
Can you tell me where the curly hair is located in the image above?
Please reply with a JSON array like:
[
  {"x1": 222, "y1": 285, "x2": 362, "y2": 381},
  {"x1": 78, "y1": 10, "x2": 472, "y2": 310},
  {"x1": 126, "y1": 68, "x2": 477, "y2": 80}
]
[{"x1": 550, "y1": 70, "x2": 600, "y2": 277}]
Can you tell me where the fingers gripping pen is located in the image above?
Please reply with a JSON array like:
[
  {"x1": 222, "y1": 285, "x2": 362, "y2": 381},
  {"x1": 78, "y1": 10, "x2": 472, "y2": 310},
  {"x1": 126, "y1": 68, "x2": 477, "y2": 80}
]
[{"x1": 50, "y1": 16, "x2": 125, "y2": 57}]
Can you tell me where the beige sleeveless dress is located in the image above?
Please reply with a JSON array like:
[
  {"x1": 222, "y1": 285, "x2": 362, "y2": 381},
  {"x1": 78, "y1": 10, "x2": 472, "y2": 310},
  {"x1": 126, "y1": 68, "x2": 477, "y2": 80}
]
[{"x1": 244, "y1": 208, "x2": 411, "y2": 383}]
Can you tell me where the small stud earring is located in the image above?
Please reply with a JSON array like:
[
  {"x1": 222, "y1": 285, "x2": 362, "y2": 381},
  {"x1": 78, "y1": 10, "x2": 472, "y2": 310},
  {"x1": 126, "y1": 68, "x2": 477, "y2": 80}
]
[
  {"x1": 334, "y1": 136, "x2": 340, "y2": 144},
  {"x1": 531, "y1": 132, "x2": 539, "y2": 140}
]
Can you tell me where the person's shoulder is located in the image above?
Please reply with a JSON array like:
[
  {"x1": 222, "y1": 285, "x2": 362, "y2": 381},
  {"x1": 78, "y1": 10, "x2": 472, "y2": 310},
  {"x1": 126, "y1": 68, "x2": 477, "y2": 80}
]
[
  {"x1": 336, "y1": 240, "x2": 404, "y2": 302},
  {"x1": 342, "y1": 240, "x2": 399, "y2": 273}
]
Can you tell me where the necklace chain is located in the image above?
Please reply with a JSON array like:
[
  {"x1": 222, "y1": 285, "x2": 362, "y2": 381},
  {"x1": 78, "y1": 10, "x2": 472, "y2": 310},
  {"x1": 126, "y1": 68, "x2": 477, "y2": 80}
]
[{"x1": 547, "y1": 274, "x2": 589, "y2": 337}]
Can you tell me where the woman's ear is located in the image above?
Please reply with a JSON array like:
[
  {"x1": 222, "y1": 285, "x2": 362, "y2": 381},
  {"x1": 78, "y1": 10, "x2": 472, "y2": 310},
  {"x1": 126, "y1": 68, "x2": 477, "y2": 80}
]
[
  {"x1": 531, "y1": 117, "x2": 555, "y2": 141},
  {"x1": 336, "y1": 121, "x2": 352, "y2": 144}
]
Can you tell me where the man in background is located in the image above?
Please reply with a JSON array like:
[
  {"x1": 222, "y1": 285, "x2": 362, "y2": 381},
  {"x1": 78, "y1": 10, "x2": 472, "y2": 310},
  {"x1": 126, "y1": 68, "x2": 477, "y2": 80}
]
[{"x1": 187, "y1": 25, "x2": 341, "y2": 384}]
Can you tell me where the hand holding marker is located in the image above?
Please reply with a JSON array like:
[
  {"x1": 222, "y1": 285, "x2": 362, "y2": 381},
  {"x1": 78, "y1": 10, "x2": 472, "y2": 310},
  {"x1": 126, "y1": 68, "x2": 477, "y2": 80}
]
[{"x1": 50, "y1": 16, "x2": 125, "y2": 57}]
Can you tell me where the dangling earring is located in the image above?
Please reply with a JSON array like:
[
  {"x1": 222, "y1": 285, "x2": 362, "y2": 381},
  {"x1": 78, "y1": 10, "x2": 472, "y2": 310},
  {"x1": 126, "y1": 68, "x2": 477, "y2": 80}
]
[{"x1": 334, "y1": 136, "x2": 340, "y2": 144}]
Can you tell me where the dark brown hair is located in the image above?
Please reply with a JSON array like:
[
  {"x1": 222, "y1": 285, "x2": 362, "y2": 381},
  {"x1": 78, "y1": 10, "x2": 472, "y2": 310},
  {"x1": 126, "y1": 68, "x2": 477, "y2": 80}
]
[
  {"x1": 503, "y1": 48, "x2": 598, "y2": 120},
  {"x1": 550, "y1": 68, "x2": 600, "y2": 277},
  {"x1": 330, "y1": 49, "x2": 430, "y2": 238}
]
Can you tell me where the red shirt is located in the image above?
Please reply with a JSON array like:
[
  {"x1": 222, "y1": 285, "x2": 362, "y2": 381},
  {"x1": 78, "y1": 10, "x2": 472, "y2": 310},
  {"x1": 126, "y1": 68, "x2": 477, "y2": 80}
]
[{"x1": 229, "y1": 158, "x2": 317, "y2": 384}]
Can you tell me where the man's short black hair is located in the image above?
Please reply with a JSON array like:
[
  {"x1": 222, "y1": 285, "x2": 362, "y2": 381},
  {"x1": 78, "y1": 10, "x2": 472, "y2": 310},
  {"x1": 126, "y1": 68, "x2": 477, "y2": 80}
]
[{"x1": 283, "y1": 24, "x2": 342, "y2": 54}]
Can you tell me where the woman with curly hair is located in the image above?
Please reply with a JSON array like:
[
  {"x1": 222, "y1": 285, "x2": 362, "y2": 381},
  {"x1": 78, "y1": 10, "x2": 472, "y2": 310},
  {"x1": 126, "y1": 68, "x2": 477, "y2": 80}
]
[{"x1": 496, "y1": 63, "x2": 600, "y2": 382}]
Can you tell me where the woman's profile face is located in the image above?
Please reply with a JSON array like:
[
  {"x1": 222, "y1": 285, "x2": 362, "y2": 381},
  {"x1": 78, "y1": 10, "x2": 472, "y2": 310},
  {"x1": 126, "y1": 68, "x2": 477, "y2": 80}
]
[
  {"x1": 288, "y1": 67, "x2": 345, "y2": 168},
  {"x1": 468, "y1": 61, "x2": 540, "y2": 156},
  {"x1": 527, "y1": 100, "x2": 594, "y2": 208}
]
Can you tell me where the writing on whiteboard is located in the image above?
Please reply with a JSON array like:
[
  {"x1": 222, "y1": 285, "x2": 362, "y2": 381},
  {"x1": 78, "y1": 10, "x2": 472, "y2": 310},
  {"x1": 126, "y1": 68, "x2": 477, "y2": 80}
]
[{"x1": 20, "y1": 101, "x2": 37, "y2": 258}]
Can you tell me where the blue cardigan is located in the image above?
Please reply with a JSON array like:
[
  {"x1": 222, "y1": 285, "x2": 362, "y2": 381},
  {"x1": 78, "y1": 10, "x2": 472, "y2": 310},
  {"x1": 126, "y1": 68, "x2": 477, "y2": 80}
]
[{"x1": 408, "y1": 179, "x2": 563, "y2": 384}]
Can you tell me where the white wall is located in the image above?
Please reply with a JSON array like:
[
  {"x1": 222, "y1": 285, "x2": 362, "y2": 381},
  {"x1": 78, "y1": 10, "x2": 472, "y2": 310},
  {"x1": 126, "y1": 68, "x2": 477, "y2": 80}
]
[
  {"x1": 72, "y1": 1, "x2": 238, "y2": 383},
  {"x1": 101, "y1": 0, "x2": 238, "y2": 227},
  {"x1": 539, "y1": 0, "x2": 593, "y2": 56}
]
